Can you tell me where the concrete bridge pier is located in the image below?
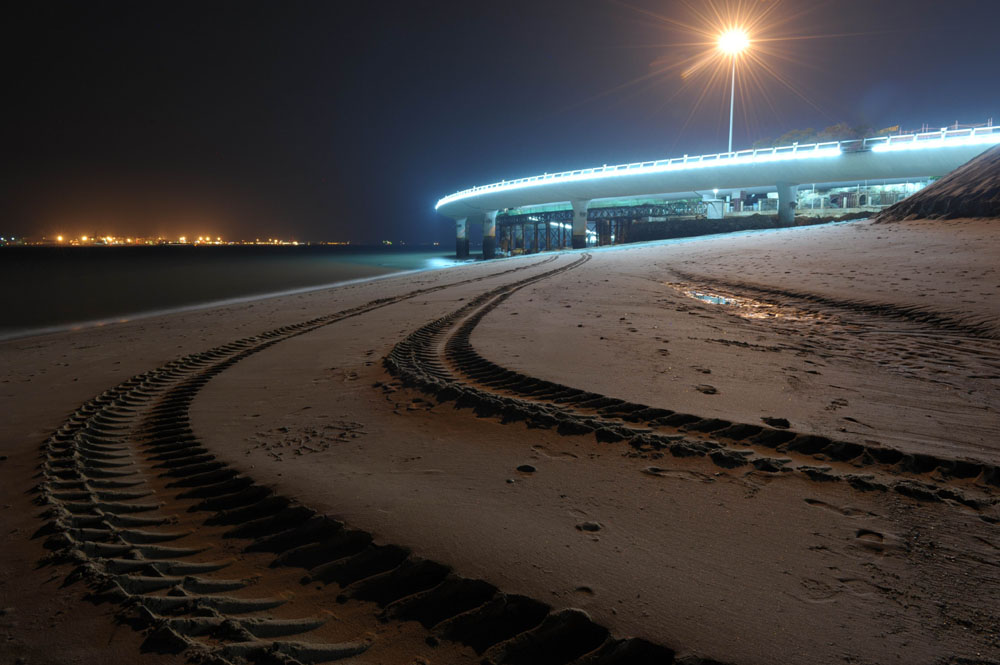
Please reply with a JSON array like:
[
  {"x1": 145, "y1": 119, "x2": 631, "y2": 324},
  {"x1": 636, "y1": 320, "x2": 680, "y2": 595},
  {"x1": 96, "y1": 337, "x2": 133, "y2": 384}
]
[
  {"x1": 455, "y1": 217, "x2": 469, "y2": 258},
  {"x1": 702, "y1": 194, "x2": 725, "y2": 219},
  {"x1": 482, "y1": 210, "x2": 497, "y2": 259},
  {"x1": 776, "y1": 182, "x2": 799, "y2": 225},
  {"x1": 571, "y1": 199, "x2": 590, "y2": 249}
]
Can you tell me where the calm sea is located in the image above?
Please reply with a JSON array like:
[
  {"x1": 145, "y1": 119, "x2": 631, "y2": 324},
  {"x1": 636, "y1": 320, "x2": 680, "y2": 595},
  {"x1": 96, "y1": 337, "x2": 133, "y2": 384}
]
[{"x1": 0, "y1": 246, "x2": 464, "y2": 340}]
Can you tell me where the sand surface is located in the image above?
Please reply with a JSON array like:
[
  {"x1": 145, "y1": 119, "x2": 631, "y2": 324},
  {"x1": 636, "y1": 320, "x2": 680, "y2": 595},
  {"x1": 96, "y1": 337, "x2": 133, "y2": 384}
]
[{"x1": 2, "y1": 218, "x2": 998, "y2": 665}]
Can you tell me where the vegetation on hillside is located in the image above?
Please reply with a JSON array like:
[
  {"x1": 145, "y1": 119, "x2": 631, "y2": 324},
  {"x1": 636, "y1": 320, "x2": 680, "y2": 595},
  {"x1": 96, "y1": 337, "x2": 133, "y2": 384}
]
[{"x1": 752, "y1": 122, "x2": 898, "y2": 149}]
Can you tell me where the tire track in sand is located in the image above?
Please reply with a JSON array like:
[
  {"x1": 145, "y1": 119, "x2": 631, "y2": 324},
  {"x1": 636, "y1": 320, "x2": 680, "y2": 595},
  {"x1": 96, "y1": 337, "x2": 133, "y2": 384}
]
[
  {"x1": 384, "y1": 256, "x2": 999, "y2": 521},
  {"x1": 669, "y1": 269, "x2": 1000, "y2": 341},
  {"x1": 37, "y1": 253, "x2": 681, "y2": 665}
]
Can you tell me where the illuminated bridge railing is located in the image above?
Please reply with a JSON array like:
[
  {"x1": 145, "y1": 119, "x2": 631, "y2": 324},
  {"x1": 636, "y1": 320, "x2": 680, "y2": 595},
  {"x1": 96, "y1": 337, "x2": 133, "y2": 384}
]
[{"x1": 436, "y1": 125, "x2": 1000, "y2": 209}]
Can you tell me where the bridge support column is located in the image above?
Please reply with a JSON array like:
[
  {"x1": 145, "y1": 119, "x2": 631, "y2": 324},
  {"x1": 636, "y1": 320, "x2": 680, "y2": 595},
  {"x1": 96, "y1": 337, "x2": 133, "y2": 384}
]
[
  {"x1": 571, "y1": 199, "x2": 590, "y2": 249},
  {"x1": 776, "y1": 182, "x2": 799, "y2": 225},
  {"x1": 482, "y1": 210, "x2": 497, "y2": 259},
  {"x1": 702, "y1": 194, "x2": 725, "y2": 219},
  {"x1": 455, "y1": 217, "x2": 469, "y2": 258}
]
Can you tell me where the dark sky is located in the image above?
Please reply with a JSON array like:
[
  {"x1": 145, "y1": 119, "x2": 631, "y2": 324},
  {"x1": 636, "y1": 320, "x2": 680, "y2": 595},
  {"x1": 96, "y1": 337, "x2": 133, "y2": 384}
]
[{"x1": 3, "y1": 0, "x2": 998, "y2": 243}]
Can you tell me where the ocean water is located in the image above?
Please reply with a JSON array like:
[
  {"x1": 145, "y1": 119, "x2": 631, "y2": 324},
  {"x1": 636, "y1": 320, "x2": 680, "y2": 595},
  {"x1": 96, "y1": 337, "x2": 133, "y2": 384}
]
[{"x1": 0, "y1": 246, "x2": 463, "y2": 340}]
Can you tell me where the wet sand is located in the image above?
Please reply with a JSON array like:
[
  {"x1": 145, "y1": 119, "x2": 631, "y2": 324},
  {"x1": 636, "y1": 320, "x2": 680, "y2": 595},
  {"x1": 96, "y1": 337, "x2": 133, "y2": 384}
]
[{"x1": 2, "y1": 218, "x2": 998, "y2": 664}]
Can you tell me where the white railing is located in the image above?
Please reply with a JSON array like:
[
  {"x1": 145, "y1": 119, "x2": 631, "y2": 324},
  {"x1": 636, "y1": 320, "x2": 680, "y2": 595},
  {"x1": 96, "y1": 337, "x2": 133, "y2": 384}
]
[{"x1": 435, "y1": 124, "x2": 1000, "y2": 209}]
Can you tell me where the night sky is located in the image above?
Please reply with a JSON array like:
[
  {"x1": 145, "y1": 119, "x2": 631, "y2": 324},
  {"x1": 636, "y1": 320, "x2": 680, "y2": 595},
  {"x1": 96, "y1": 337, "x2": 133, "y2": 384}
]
[{"x1": 3, "y1": 0, "x2": 998, "y2": 244}]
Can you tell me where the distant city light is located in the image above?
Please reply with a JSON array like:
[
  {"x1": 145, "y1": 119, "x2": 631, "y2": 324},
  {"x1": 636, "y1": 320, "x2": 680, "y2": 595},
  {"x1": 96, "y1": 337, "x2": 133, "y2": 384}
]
[{"x1": 6, "y1": 234, "x2": 357, "y2": 247}]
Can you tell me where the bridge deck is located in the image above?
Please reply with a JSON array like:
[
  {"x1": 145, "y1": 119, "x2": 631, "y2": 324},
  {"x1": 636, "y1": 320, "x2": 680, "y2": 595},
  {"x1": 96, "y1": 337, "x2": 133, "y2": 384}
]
[{"x1": 437, "y1": 126, "x2": 1000, "y2": 219}]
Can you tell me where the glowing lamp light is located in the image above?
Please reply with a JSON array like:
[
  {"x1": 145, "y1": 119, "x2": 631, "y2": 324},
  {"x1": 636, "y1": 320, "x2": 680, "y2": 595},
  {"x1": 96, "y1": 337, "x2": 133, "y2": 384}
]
[
  {"x1": 718, "y1": 29, "x2": 750, "y2": 56},
  {"x1": 56, "y1": 235, "x2": 64, "y2": 242}
]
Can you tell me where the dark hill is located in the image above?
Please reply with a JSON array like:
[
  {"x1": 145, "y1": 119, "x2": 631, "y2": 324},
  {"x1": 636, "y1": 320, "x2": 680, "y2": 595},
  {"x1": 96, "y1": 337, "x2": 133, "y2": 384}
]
[{"x1": 876, "y1": 144, "x2": 1000, "y2": 221}]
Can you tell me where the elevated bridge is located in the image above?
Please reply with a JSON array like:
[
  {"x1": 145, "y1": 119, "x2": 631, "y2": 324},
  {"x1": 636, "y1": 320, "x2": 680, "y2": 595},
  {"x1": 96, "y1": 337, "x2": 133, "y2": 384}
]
[{"x1": 435, "y1": 126, "x2": 1000, "y2": 257}]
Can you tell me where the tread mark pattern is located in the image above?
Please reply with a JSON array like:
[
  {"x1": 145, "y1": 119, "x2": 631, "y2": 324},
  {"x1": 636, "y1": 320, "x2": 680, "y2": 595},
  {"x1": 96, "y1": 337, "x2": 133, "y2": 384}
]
[
  {"x1": 37, "y1": 254, "x2": 683, "y2": 665},
  {"x1": 384, "y1": 255, "x2": 999, "y2": 519}
]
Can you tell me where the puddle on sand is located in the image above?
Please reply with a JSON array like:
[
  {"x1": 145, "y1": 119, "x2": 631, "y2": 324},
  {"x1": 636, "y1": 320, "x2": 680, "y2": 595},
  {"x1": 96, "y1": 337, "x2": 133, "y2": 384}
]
[
  {"x1": 689, "y1": 292, "x2": 735, "y2": 306},
  {"x1": 672, "y1": 284, "x2": 826, "y2": 323}
]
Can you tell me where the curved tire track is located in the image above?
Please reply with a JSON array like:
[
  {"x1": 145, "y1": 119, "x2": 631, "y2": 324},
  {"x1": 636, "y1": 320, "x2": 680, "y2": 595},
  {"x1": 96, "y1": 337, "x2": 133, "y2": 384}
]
[
  {"x1": 37, "y1": 254, "x2": 683, "y2": 665},
  {"x1": 384, "y1": 256, "x2": 999, "y2": 520},
  {"x1": 669, "y1": 268, "x2": 1000, "y2": 341}
]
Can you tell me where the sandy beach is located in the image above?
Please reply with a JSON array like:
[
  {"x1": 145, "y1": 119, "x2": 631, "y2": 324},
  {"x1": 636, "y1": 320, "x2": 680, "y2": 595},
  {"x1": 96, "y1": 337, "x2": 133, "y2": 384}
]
[{"x1": 2, "y1": 216, "x2": 998, "y2": 665}]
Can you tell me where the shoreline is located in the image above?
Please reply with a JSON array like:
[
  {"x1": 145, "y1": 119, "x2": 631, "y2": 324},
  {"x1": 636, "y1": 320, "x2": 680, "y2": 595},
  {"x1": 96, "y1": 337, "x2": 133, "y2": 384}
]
[
  {"x1": 0, "y1": 258, "x2": 474, "y2": 343},
  {"x1": 1, "y1": 220, "x2": 862, "y2": 343}
]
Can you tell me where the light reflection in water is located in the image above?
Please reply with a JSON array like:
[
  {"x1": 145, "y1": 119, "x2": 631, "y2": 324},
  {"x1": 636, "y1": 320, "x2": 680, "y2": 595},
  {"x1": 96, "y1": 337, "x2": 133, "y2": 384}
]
[
  {"x1": 689, "y1": 292, "x2": 734, "y2": 306},
  {"x1": 677, "y1": 285, "x2": 825, "y2": 323}
]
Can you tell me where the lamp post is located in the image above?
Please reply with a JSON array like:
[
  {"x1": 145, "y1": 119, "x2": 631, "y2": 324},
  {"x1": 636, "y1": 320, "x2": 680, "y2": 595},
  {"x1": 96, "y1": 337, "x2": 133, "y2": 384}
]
[{"x1": 718, "y1": 29, "x2": 749, "y2": 153}]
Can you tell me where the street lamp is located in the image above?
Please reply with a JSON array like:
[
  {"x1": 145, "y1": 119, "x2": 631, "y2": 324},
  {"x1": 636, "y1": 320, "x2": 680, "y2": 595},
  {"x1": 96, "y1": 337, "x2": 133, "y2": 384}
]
[{"x1": 718, "y1": 28, "x2": 750, "y2": 153}]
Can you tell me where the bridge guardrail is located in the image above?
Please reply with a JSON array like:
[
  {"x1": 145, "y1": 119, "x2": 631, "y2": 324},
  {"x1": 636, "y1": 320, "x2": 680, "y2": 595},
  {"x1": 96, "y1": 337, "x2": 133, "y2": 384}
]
[{"x1": 436, "y1": 125, "x2": 1000, "y2": 209}]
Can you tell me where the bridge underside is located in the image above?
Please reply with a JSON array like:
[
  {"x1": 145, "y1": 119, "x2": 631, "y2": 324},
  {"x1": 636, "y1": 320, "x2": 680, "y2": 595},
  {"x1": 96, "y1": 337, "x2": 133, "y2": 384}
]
[
  {"x1": 438, "y1": 129, "x2": 1000, "y2": 258},
  {"x1": 456, "y1": 177, "x2": 930, "y2": 258}
]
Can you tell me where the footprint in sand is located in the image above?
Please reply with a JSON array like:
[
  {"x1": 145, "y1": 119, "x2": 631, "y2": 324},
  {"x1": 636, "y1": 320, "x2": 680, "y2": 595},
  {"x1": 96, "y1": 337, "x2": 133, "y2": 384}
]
[
  {"x1": 838, "y1": 578, "x2": 878, "y2": 599},
  {"x1": 854, "y1": 528, "x2": 903, "y2": 554},
  {"x1": 576, "y1": 522, "x2": 602, "y2": 532},
  {"x1": 642, "y1": 467, "x2": 715, "y2": 483},
  {"x1": 804, "y1": 498, "x2": 873, "y2": 518},
  {"x1": 798, "y1": 578, "x2": 838, "y2": 603},
  {"x1": 855, "y1": 529, "x2": 884, "y2": 549},
  {"x1": 530, "y1": 445, "x2": 579, "y2": 460},
  {"x1": 825, "y1": 397, "x2": 849, "y2": 411}
]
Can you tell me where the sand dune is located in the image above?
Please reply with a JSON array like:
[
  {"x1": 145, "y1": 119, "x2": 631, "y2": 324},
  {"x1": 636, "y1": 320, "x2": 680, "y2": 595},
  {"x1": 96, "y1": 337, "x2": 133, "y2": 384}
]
[{"x1": 877, "y1": 143, "x2": 1000, "y2": 221}]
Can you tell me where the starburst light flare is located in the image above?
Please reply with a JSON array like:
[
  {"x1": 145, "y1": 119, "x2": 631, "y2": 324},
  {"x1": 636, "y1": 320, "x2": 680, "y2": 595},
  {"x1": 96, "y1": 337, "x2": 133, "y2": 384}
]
[{"x1": 718, "y1": 28, "x2": 750, "y2": 56}]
